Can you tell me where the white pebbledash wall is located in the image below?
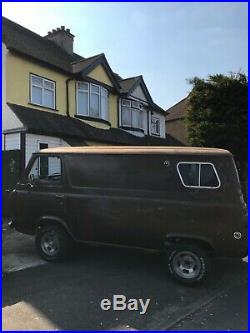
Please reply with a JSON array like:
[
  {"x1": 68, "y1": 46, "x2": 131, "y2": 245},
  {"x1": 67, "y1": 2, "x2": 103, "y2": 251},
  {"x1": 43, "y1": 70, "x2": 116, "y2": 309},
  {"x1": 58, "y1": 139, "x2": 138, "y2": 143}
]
[
  {"x1": 25, "y1": 134, "x2": 69, "y2": 166},
  {"x1": 4, "y1": 132, "x2": 69, "y2": 165}
]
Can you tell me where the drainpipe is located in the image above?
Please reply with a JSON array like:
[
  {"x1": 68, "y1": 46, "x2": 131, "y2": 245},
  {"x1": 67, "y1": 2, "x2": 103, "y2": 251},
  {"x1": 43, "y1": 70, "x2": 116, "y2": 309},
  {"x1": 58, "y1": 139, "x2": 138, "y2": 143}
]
[
  {"x1": 66, "y1": 77, "x2": 74, "y2": 117},
  {"x1": 147, "y1": 110, "x2": 150, "y2": 136}
]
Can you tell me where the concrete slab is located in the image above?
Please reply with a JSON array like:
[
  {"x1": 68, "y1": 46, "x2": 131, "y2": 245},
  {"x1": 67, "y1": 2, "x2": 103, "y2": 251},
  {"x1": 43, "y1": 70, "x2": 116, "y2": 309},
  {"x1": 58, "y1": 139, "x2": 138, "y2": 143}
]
[{"x1": 2, "y1": 220, "x2": 46, "y2": 273}]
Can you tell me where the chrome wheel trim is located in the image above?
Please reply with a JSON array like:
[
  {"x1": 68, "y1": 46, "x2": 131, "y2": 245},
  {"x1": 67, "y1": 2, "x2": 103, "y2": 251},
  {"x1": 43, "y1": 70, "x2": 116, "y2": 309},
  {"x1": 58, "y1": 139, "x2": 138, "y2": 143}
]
[
  {"x1": 41, "y1": 231, "x2": 59, "y2": 256},
  {"x1": 172, "y1": 251, "x2": 202, "y2": 279}
]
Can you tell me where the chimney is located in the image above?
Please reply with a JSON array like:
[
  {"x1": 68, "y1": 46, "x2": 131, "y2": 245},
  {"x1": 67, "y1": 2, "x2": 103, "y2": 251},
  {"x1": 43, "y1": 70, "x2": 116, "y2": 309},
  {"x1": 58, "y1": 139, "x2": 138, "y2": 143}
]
[{"x1": 45, "y1": 26, "x2": 74, "y2": 54}]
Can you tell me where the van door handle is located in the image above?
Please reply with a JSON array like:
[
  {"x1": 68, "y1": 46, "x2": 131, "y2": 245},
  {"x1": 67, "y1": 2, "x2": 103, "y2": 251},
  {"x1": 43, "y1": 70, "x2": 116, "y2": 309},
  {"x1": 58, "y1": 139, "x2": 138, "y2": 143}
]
[{"x1": 55, "y1": 194, "x2": 64, "y2": 199}]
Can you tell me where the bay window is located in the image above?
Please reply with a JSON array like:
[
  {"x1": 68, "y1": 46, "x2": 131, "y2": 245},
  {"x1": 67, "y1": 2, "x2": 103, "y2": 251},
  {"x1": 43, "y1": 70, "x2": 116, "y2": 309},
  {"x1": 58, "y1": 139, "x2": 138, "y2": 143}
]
[
  {"x1": 77, "y1": 82, "x2": 109, "y2": 121},
  {"x1": 30, "y1": 74, "x2": 55, "y2": 109},
  {"x1": 121, "y1": 99, "x2": 144, "y2": 129}
]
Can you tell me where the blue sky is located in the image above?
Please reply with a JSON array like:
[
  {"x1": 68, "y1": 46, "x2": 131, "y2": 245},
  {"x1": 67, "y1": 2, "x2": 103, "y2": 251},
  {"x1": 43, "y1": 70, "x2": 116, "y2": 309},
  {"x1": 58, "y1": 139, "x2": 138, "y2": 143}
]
[{"x1": 2, "y1": 2, "x2": 248, "y2": 109}]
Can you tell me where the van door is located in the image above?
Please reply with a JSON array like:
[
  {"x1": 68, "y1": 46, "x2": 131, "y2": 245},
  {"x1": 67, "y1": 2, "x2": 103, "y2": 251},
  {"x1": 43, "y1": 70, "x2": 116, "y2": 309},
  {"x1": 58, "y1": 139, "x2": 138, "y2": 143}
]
[{"x1": 13, "y1": 155, "x2": 66, "y2": 234}]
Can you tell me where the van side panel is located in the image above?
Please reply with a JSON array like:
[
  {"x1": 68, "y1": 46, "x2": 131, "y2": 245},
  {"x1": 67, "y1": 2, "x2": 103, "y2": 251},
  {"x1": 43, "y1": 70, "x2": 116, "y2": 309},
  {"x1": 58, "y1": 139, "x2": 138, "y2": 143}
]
[
  {"x1": 63, "y1": 153, "x2": 247, "y2": 257},
  {"x1": 12, "y1": 151, "x2": 247, "y2": 259}
]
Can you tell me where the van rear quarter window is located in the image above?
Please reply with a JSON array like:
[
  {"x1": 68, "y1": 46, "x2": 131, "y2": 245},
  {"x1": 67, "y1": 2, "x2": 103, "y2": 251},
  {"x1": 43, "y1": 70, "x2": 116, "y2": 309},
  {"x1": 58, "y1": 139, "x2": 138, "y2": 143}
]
[
  {"x1": 200, "y1": 163, "x2": 220, "y2": 187},
  {"x1": 177, "y1": 162, "x2": 220, "y2": 189},
  {"x1": 65, "y1": 154, "x2": 176, "y2": 191}
]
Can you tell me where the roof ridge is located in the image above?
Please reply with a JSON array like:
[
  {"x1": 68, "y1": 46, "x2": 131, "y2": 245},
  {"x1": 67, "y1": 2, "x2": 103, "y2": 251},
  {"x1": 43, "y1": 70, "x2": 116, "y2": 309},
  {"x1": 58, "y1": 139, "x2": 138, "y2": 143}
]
[
  {"x1": 120, "y1": 75, "x2": 141, "y2": 82},
  {"x1": 3, "y1": 17, "x2": 44, "y2": 41},
  {"x1": 3, "y1": 16, "x2": 76, "y2": 60},
  {"x1": 71, "y1": 52, "x2": 104, "y2": 65},
  {"x1": 167, "y1": 96, "x2": 189, "y2": 112}
]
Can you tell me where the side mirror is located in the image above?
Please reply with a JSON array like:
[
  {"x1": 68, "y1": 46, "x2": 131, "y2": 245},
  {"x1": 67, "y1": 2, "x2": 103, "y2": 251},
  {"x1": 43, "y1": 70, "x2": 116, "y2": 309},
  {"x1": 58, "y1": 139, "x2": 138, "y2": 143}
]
[
  {"x1": 29, "y1": 174, "x2": 35, "y2": 182},
  {"x1": 27, "y1": 174, "x2": 36, "y2": 188}
]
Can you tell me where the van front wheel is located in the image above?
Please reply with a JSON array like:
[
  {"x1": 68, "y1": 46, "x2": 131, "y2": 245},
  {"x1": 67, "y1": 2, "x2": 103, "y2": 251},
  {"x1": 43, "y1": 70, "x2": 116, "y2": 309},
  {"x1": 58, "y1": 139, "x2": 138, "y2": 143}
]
[
  {"x1": 36, "y1": 225, "x2": 71, "y2": 262},
  {"x1": 167, "y1": 243, "x2": 210, "y2": 284}
]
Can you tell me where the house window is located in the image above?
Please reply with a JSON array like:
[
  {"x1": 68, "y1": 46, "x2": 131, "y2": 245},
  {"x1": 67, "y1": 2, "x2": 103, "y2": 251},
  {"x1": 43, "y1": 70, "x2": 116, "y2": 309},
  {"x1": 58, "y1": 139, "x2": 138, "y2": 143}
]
[
  {"x1": 177, "y1": 162, "x2": 221, "y2": 189},
  {"x1": 77, "y1": 82, "x2": 109, "y2": 121},
  {"x1": 121, "y1": 99, "x2": 143, "y2": 129},
  {"x1": 151, "y1": 116, "x2": 160, "y2": 135},
  {"x1": 30, "y1": 74, "x2": 55, "y2": 109}
]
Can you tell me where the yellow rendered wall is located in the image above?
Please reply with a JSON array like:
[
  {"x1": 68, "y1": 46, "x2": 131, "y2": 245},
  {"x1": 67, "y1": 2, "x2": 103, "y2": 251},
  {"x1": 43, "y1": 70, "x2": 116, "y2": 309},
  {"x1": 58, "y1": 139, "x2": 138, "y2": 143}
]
[
  {"x1": 87, "y1": 64, "x2": 113, "y2": 87},
  {"x1": 6, "y1": 52, "x2": 69, "y2": 115},
  {"x1": 109, "y1": 94, "x2": 118, "y2": 127},
  {"x1": 6, "y1": 52, "x2": 118, "y2": 129}
]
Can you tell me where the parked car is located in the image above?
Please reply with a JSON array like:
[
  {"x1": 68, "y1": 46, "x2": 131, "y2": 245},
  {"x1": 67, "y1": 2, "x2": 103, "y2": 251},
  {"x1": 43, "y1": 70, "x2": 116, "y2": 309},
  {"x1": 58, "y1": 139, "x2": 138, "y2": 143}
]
[{"x1": 10, "y1": 146, "x2": 248, "y2": 284}]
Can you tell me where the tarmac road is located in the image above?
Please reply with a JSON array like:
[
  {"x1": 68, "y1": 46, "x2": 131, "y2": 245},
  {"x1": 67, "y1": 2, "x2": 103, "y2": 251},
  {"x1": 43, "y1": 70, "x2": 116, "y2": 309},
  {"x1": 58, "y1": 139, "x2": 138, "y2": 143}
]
[{"x1": 2, "y1": 240, "x2": 248, "y2": 331}]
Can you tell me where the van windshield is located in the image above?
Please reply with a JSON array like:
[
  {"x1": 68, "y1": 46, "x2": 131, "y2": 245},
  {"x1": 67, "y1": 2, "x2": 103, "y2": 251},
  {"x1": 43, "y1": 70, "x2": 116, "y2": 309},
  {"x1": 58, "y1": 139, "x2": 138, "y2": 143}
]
[{"x1": 28, "y1": 155, "x2": 62, "y2": 185}]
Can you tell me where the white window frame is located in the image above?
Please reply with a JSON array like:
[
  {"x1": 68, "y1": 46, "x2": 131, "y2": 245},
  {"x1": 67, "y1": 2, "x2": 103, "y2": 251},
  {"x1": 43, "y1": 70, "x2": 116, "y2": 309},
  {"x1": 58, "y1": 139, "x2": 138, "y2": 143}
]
[
  {"x1": 30, "y1": 74, "x2": 55, "y2": 109},
  {"x1": 151, "y1": 116, "x2": 160, "y2": 135},
  {"x1": 121, "y1": 99, "x2": 144, "y2": 129},
  {"x1": 76, "y1": 82, "x2": 108, "y2": 120},
  {"x1": 90, "y1": 83, "x2": 100, "y2": 118},
  {"x1": 177, "y1": 162, "x2": 221, "y2": 189}
]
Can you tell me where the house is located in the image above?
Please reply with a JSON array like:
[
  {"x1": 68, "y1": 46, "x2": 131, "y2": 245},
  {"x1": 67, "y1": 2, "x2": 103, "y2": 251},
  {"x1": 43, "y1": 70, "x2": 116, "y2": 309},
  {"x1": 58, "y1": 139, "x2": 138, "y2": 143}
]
[
  {"x1": 165, "y1": 97, "x2": 189, "y2": 145},
  {"x1": 2, "y1": 17, "x2": 181, "y2": 173}
]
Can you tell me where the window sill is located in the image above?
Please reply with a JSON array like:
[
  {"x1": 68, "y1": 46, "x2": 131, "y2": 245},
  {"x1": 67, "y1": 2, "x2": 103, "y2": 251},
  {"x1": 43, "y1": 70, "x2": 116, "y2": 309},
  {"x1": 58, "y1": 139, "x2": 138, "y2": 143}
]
[
  {"x1": 120, "y1": 126, "x2": 145, "y2": 134},
  {"x1": 151, "y1": 132, "x2": 161, "y2": 137},
  {"x1": 75, "y1": 115, "x2": 111, "y2": 127},
  {"x1": 28, "y1": 102, "x2": 58, "y2": 112}
]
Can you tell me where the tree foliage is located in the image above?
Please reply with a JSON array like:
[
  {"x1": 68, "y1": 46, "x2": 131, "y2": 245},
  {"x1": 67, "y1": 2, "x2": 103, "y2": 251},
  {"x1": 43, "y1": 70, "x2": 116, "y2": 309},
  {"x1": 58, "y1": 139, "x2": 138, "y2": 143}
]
[{"x1": 187, "y1": 73, "x2": 248, "y2": 170}]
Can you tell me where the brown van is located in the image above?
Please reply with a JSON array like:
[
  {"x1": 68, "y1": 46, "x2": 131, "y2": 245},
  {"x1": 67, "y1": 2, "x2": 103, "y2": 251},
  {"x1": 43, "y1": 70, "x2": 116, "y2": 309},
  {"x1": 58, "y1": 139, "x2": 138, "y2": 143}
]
[{"x1": 10, "y1": 146, "x2": 248, "y2": 284}]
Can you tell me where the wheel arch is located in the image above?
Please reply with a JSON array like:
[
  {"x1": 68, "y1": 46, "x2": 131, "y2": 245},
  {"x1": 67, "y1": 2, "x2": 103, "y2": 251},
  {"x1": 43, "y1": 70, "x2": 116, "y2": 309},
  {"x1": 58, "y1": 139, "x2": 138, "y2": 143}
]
[
  {"x1": 36, "y1": 216, "x2": 76, "y2": 241},
  {"x1": 164, "y1": 233, "x2": 215, "y2": 253}
]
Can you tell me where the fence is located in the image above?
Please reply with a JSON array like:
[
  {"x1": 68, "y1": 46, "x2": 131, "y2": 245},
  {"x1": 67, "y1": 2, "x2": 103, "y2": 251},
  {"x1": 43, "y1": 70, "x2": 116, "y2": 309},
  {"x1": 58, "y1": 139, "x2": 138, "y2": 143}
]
[{"x1": 2, "y1": 150, "x2": 21, "y2": 217}]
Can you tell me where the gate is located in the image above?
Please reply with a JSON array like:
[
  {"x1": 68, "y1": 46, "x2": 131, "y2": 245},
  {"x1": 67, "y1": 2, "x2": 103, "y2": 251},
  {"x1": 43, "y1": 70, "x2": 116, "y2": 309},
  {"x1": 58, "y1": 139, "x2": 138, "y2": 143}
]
[{"x1": 2, "y1": 150, "x2": 21, "y2": 217}]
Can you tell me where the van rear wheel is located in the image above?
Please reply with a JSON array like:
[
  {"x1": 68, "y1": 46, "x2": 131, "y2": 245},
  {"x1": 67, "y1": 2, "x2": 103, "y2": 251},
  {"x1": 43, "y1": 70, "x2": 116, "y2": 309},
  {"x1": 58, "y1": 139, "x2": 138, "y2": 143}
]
[
  {"x1": 36, "y1": 225, "x2": 71, "y2": 262},
  {"x1": 167, "y1": 242, "x2": 210, "y2": 285}
]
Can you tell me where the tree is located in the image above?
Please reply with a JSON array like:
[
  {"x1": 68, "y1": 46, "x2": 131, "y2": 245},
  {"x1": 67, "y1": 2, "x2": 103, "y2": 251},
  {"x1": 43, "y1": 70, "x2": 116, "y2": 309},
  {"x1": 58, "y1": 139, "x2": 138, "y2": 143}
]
[{"x1": 187, "y1": 73, "x2": 248, "y2": 196}]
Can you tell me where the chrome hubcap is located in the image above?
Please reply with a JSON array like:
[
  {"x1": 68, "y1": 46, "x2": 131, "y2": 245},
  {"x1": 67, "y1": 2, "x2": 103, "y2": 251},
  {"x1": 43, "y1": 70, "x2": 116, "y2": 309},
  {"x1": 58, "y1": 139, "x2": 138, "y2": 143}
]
[
  {"x1": 41, "y1": 231, "x2": 59, "y2": 256},
  {"x1": 173, "y1": 251, "x2": 201, "y2": 279}
]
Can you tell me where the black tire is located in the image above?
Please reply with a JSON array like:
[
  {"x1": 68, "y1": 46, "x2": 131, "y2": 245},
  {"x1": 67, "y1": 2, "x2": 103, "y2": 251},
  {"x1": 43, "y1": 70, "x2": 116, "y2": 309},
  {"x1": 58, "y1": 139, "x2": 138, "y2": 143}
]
[
  {"x1": 167, "y1": 242, "x2": 210, "y2": 285},
  {"x1": 36, "y1": 224, "x2": 71, "y2": 262}
]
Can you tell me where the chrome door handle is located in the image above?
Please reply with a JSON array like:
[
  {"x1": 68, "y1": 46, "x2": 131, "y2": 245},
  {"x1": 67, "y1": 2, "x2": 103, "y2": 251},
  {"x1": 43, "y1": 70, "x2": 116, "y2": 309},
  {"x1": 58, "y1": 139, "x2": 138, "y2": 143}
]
[{"x1": 55, "y1": 194, "x2": 64, "y2": 199}]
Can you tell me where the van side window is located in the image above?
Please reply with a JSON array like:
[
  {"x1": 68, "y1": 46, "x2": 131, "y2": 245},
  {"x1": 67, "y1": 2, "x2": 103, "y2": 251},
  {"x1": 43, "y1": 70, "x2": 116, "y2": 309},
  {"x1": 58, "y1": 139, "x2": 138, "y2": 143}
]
[
  {"x1": 177, "y1": 162, "x2": 220, "y2": 189},
  {"x1": 178, "y1": 163, "x2": 199, "y2": 187},
  {"x1": 200, "y1": 163, "x2": 220, "y2": 187},
  {"x1": 28, "y1": 156, "x2": 62, "y2": 185}
]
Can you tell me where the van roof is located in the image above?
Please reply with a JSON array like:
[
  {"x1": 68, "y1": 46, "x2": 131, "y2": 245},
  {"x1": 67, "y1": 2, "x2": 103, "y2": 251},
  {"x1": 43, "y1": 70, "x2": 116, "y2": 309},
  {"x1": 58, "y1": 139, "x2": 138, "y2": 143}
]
[{"x1": 39, "y1": 146, "x2": 232, "y2": 156}]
